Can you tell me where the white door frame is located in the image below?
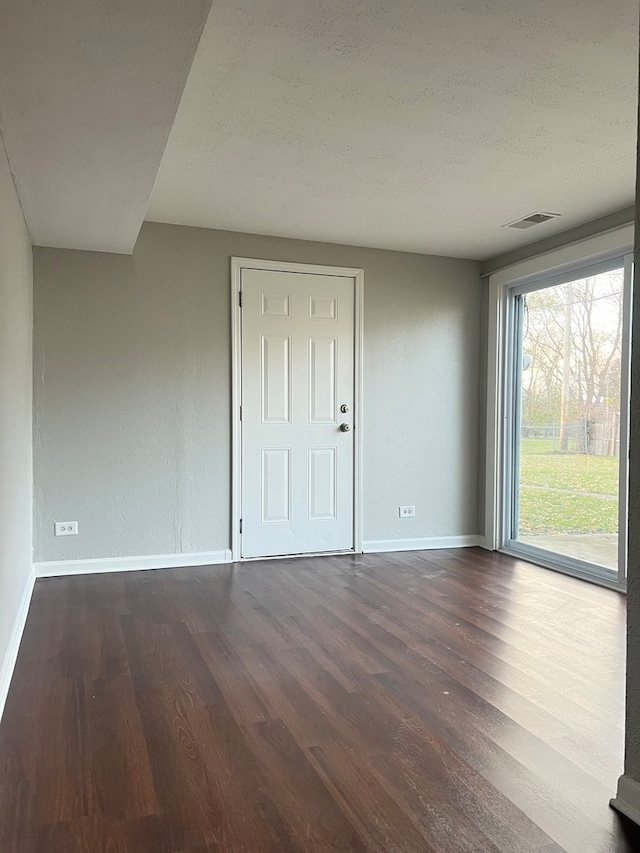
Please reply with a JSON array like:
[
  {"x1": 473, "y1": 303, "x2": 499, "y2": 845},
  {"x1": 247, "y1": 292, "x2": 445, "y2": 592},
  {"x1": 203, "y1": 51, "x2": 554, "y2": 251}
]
[{"x1": 231, "y1": 257, "x2": 364, "y2": 562}]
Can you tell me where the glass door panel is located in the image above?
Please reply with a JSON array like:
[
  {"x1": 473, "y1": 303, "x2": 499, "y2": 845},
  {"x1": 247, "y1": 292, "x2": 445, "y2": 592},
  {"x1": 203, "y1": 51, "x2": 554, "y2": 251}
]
[{"x1": 510, "y1": 266, "x2": 626, "y2": 577}]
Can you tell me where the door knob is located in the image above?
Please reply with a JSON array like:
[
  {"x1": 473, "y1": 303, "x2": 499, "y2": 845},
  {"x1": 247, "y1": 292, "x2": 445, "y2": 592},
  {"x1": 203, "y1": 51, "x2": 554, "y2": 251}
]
[{"x1": 340, "y1": 423, "x2": 351, "y2": 432}]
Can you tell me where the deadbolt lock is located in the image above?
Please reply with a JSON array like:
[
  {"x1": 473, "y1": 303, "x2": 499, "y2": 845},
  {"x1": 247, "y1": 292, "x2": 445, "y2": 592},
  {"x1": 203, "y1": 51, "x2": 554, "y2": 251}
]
[{"x1": 340, "y1": 404, "x2": 350, "y2": 413}]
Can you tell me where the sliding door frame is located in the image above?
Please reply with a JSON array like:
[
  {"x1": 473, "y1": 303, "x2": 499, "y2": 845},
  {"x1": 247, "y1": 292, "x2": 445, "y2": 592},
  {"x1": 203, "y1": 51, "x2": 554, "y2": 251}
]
[{"x1": 483, "y1": 224, "x2": 633, "y2": 591}]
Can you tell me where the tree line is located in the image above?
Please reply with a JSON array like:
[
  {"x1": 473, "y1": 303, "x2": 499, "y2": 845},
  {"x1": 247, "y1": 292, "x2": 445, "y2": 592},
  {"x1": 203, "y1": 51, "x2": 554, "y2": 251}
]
[{"x1": 521, "y1": 271, "x2": 623, "y2": 451}]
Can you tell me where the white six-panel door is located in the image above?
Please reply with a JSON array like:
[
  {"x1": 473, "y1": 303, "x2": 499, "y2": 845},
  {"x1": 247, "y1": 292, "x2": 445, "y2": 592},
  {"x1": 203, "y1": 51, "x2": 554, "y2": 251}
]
[{"x1": 241, "y1": 268, "x2": 355, "y2": 558}]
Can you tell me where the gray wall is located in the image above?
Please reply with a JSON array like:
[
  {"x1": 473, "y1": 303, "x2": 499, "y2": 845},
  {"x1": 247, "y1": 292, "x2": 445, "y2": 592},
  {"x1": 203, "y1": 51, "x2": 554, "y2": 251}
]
[
  {"x1": 612, "y1": 137, "x2": 640, "y2": 815},
  {"x1": 0, "y1": 136, "x2": 33, "y2": 679},
  {"x1": 33, "y1": 222, "x2": 481, "y2": 562},
  {"x1": 625, "y1": 189, "x2": 640, "y2": 780}
]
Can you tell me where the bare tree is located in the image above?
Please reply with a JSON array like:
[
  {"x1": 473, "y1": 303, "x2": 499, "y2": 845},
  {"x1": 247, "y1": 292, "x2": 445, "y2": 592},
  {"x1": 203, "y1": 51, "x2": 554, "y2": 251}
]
[
  {"x1": 569, "y1": 273, "x2": 623, "y2": 421},
  {"x1": 520, "y1": 270, "x2": 623, "y2": 453}
]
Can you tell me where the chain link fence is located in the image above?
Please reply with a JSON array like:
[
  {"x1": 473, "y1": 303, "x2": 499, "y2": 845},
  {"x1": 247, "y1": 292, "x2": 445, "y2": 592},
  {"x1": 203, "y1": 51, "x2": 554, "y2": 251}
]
[{"x1": 521, "y1": 419, "x2": 619, "y2": 455}]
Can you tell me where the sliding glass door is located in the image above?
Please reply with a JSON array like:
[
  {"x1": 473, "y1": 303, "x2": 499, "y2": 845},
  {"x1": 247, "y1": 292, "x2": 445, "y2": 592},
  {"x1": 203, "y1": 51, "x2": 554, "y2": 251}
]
[{"x1": 504, "y1": 257, "x2": 632, "y2": 586}]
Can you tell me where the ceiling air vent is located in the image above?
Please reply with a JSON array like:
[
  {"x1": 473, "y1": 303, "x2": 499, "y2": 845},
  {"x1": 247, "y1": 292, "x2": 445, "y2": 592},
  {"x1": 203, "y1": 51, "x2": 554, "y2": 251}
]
[{"x1": 503, "y1": 211, "x2": 561, "y2": 229}]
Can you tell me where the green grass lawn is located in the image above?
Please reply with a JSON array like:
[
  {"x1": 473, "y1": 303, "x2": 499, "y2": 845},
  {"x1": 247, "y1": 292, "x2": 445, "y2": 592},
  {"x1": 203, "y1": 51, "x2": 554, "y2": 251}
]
[{"x1": 519, "y1": 439, "x2": 619, "y2": 535}]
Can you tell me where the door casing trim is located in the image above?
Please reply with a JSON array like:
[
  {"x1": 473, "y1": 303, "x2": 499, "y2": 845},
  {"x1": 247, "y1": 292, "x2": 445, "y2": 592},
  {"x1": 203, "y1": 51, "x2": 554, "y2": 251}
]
[{"x1": 230, "y1": 257, "x2": 364, "y2": 562}]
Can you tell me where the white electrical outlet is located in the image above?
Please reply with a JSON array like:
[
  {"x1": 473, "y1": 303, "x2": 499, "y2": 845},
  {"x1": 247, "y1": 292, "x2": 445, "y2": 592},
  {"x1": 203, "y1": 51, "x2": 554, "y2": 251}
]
[
  {"x1": 399, "y1": 506, "x2": 416, "y2": 518},
  {"x1": 55, "y1": 521, "x2": 78, "y2": 536}
]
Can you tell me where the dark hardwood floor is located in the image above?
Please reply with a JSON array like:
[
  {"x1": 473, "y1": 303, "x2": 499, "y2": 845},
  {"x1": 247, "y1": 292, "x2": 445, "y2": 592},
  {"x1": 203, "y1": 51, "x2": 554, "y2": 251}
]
[{"x1": 0, "y1": 548, "x2": 637, "y2": 852}]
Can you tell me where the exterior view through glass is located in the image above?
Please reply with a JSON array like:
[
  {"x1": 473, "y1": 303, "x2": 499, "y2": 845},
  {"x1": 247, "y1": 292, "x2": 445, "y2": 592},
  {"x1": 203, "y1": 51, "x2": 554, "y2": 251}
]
[{"x1": 514, "y1": 267, "x2": 624, "y2": 573}]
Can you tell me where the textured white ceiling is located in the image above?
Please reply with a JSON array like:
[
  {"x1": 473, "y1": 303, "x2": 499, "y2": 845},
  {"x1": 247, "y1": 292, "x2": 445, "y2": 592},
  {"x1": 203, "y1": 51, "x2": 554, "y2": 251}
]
[
  {"x1": 0, "y1": 0, "x2": 211, "y2": 254},
  {"x1": 147, "y1": 0, "x2": 638, "y2": 260}
]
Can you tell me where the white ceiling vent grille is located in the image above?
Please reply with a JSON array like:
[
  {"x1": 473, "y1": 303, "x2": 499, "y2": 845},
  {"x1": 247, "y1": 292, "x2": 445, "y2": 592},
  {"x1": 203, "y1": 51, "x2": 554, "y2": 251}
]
[{"x1": 503, "y1": 212, "x2": 561, "y2": 229}]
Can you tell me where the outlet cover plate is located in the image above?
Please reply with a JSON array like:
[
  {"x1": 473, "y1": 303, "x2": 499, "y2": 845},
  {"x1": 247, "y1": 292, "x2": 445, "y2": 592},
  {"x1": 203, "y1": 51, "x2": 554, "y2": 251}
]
[
  {"x1": 399, "y1": 506, "x2": 416, "y2": 518},
  {"x1": 55, "y1": 521, "x2": 78, "y2": 536}
]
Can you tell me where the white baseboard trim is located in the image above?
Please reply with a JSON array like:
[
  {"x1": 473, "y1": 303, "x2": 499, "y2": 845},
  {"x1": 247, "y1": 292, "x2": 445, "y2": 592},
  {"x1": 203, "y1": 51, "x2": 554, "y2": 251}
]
[
  {"x1": 34, "y1": 550, "x2": 233, "y2": 578},
  {"x1": 611, "y1": 774, "x2": 640, "y2": 827},
  {"x1": 0, "y1": 566, "x2": 36, "y2": 722},
  {"x1": 362, "y1": 535, "x2": 483, "y2": 554}
]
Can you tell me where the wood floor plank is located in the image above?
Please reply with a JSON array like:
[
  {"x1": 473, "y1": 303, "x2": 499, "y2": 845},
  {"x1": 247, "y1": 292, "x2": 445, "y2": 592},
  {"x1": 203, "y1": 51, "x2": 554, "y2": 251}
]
[
  {"x1": 34, "y1": 675, "x2": 88, "y2": 825},
  {"x1": 386, "y1": 715, "x2": 565, "y2": 853},
  {"x1": 356, "y1": 567, "x2": 620, "y2": 717},
  {"x1": 120, "y1": 617, "x2": 224, "y2": 710},
  {"x1": 307, "y1": 742, "x2": 439, "y2": 853},
  {"x1": 191, "y1": 630, "x2": 271, "y2": 726},
  {"x1": 130, "y1": 684, "x2": 227, "y2": 852},
  {"x1": 185, "y1": 706, "x2": 302, "y2": 853},
  {"x1": 234, "y1": 642, "x2": 345, "y2": 749},
  {"x1": 242, "y1": 718, "x2": 368, "y2": 852},
  {"x1": 0, "y1": 548, "x2": 632, "y2": 852},
  {"x1": 277, "y1": 645, "x2": 402, "y2": 754},
  {"x1": 370, "y1": 749, "x2": 505, "y2": 853},
  {"x1": 338, "y1": 592, "x2": 621, "y2": 781},
  {"x1": 373, "y1": 667, "x2": 621, "y2": 852},
  {"x1": 84, "y1": 674, "x2": 159, "y2": 821}
]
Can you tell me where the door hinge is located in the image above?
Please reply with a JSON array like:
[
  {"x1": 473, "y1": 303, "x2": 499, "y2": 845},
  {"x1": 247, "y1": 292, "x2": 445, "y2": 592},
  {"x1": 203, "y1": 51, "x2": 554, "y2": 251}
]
[
  {"x1": 239, "y1": 405, "x2": 243, "y2": 421},
  {"x1": 239, "y1": 518, "x2": 243, "y2": 534},
  {"x1": 239, "y1": 291, "x2": 243, "y2": 308}
]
